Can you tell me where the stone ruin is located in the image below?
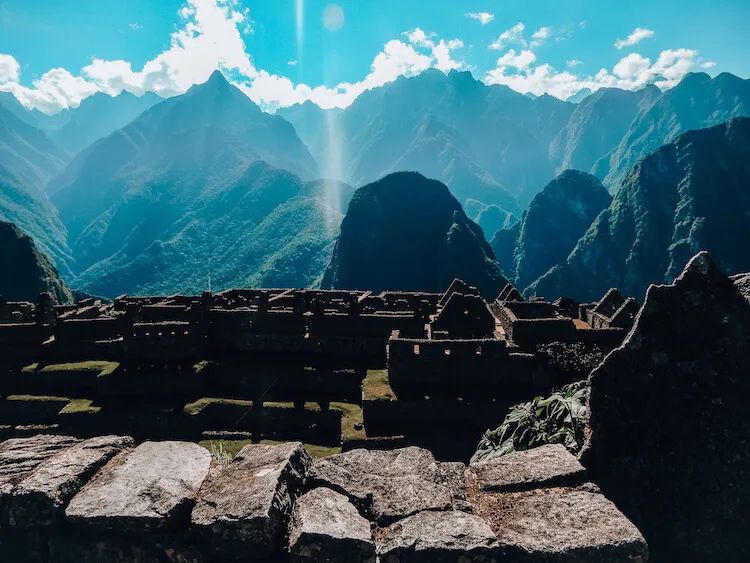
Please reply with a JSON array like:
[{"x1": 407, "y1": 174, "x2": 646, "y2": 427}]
[
  {"x1": 0, "y1": 251, "x2": 749, "y2": 561},
  {"x1": 0, "y1": 282, "x2": 635, "y2": 458},
  {"x1": 0, "y1": 436, "x2": 648, "y2": 562}
]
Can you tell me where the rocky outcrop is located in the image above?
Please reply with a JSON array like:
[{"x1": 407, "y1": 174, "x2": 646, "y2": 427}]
[
  {"x1": 309, "y1": 447, "x2": 453, "y2": 525},
  {"x1": 581, "y1": 251, "x2": 750, "y2": 562},
  {"x1": 321, "y1": 172, "x2": 508, "y2": 299},
  {"x1": 288, "y1": 487, "x2": 375, "y2": 563},
  {"x1": 529, "y1": 118, "x2": 750, "y2": 302},
  {"x1": 192, "y1": 442, "x2": 312, "y2": 560},
  {"x1": 66, "y1": 441, "x2": 211, "y2": 532},
  {"x1": 0, "y1": 221, "x2": 72, "y2": 304},
  {"x1": 0, "y1": 437, "x2": 649, "y2": 562}
]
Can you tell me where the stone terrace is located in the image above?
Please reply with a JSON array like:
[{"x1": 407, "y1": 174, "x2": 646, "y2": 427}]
[
  {"x1": 0, "y1": 283, "x2": 638, "y2": 461},
  {"x1": 0, "y1": 436, "x2": 648, "y2": 562}
]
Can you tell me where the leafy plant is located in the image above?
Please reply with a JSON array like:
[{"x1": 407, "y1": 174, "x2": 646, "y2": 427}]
[
  {"x1": 471, "y1": 381, "x2": 587, "y2": 463},
  {"x1": 209, "y1": 441, "x2": 234, "y2": 465}
]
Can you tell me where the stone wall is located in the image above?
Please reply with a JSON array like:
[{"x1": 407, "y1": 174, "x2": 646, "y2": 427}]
[{"x1": 0, "y1": 436, "x2": 648, "y2": 562}]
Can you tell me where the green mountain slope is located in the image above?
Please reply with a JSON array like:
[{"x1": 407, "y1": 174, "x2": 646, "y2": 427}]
[{"x1": 528, "y1": 117, "x2": 750, "y2": 301}]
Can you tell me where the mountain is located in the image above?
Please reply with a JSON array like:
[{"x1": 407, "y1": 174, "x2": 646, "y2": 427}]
[
  {"x1": 71, "y1": 161, "x2": 353, "y2": 297},
  {"x1": 50, "y1": 71, "x2": 319, "y2": 277},
  {"x1": 52, "y1": 91, "x2": 162, "y2": 155},
  {"x1": 0, "y1": 220, "x2": 72, "y2": 304},
  {"x1": 604, "y1": 72, "x2": 750, "y2": 188},
  {"x1": 566, "y1": 88, "x2": 592, "y2": 104},
  {"x1": 549, "y1": 86, "x2": 660, "y2": 178},
  {"x1": 321, "y1": 171, "x2": 507, "y2": 298},
  {"x1": 0, "y1": 164, "x2": 72, "y2": 276},
  {"x1": 492, "y1": 170, "x2": 612, "y2": 291},
  {"x1": 528, "y1": 117, "x2": 750, "y2": 302},
  {"x1": 284, "y1": 69, "x2": 575, "y2": 210},
  {"x1": 0, "y1": 103, "x2": 69, "y2": 189}
]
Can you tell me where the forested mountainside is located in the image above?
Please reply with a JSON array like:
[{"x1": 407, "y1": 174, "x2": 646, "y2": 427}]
[
  {"x1": 322, "y1": 171, "x2": 507, "y2": 298},
  {"x1": 0, "y1": 220, "x2": 72, "y2": 304},
  {"x1": 73, "y1": 161, "x2": 353, "y2": 297},
  {"x1": 491, "y1": 170, "x2": 611, "y2": 291},
  {"x1": 528, "y1": 117, "x2": 750, "y2": 302}
]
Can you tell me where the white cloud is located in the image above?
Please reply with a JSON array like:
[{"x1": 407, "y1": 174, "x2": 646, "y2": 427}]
[
  {"x1": 615, "y1": 27, "x2": 655, "y2": 50},
  {"x1": 566, "y1": 59, "x2": 582, "y2": 68},
  {"x1": 0, "y1": 66, "x2": 98, "y2": 113},
  {"x1": 466, "y1": 12, "x2": 494, "y2": 25},
  {"x1": 489, "y1": 23, "x2": 525, "y2": 51},
  {"x1": 432, "y1": 39, "x2": 465, "y2": 72},
  {"x1": 128, "y1": 23, "x2": 143, "y2": 31},
  {"x1": 485, "y1": 48, "x2": 698, "y2": 100},
  {"x1": 0, "y1": 54, "x2": 20, "y2": 84},
  {"x1": 287, "y1": 60, "x2": 298, "y2": 67},
  {"x1": 495, "y1": 49, "x2": 536, "y2": 70},
  {"x1": 404, "y1": 28, "x2": 435, "y2": 48},
  {"x1": 530, "y1": 27, "x2": 551, "y2": 48},
  {"x1": 701, "y1": 61, "x2": 716, "y2": 69}
]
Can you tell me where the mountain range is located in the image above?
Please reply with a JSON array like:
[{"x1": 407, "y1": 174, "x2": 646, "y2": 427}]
[
  {"x1": 528, "y1": 117, "x2": 750, "y2": 301},
  {"x1": 0, "y1": 69, "x2": 749, "y2": 300}
]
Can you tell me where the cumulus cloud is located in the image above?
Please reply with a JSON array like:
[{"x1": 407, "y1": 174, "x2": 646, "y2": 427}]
[
  {"x1": 615, "y1": 27, "x2": 655, "y2": 50},
  {"x1": 1, "y1": 1, "x2": 467, "y2": 113},
  {"x1": 530, "y1": 27, "x2": 551, "y2": 48},
  {"x1": 0, "y1": 54, "x2": 20, "y2": 83},
  {"x1": 567, "y1": 59, "x2": 582, "y2": 68},
  {"x1": 701, "y1": 61, "x2": 716, "y2": 69},
  {"x1": 485, "y1": 47, "x2": 698, "y2": 100},
  {"x1": 495, "y1": 49, "x2": 536, "y2": 70},
  {"x1": 489, "y1": 23, "x2": 525, "y2": 51},
  {"x1": 466, "y1": 12, "x2": 494, "y2": 25}
]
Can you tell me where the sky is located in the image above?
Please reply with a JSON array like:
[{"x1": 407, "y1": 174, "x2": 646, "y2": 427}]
[{"x1": 0, "y1": 0, "x2": 748, "y2": 114}]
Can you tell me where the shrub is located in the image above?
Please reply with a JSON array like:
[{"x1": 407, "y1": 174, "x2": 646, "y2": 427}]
[{"x1": 471, "y1": 381, "x2": 587, "y2": 463}]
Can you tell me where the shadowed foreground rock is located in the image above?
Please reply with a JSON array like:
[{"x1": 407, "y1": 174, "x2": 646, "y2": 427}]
[
  {"x1": 192, "y1": 442, "x2": 312, "y2": 561},
  {"x1": 0, "y1": 438, "x2": 648, "y2": 562},
  {"x1": 66, "y1": 441, "x2": 211, "y2": 532},
  {"x1": 289, "y1": 487, "x2": 375, "y2": 563},
  {"x1": 581, "y1": 251, "x2": 750, "y2": 562}
]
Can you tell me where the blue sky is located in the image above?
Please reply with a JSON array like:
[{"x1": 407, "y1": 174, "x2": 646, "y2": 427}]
[{"x1": 1, "y1": 0, "x2": 748, "y2": 113}]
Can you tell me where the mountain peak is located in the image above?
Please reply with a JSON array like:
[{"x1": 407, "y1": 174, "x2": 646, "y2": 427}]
[{"x1": 205, "y1": 70, "x2": 229, "y2": 87}]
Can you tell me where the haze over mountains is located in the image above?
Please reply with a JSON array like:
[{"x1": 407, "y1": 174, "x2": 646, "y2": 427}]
[{"x1": 0, "y1": 68, "x2": 749, "y2": 301}]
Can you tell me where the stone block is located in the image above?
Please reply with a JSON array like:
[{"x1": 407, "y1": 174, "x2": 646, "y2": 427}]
[
  {"x1": 0, "y1": 435, "x2": 80, "y2": 497},
  {"x1": 66, "y1": 441, "x2": 211, "y2": 533},
  {"x1": 309, "y1": 447, "x2": 453, "y2": 525},
  {"x1": 378, "y1": 510, "x2": 499, "y2": 562},
  {"x1": 4, "y1": 435, "x2": 133, "y2": 529},
  {"x1": 191, "y1": 441, "x2": 312, "y2": 561},
  {"x1": 471, "y1": 487, "x2": 648, "y2": 562},
  {"x1": 288, "y1": 487, "x2": 375, "y2": 563},
  {"x1": 469, "y1": 444, "x2": 586, "y2": 492}
]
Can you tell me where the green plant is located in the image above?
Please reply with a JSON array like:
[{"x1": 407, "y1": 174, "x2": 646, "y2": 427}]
[
  {"x1": 209, "y1": 442, "x2": 234, "y2": 465},
  {"x1": 471, "y1": 381, "x2": 587, "y2": 463}
]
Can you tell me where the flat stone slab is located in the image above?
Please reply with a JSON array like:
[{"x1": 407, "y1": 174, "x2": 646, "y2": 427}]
[
  {"x1": 0, "y1": 435, "x2": 80, "y2": 496},
  {"x1": 377, "y1": 509, "x2": 499, "y2": 562},
  {"x1": 288, "y1": 487, "x2": 375, "y2": 563},
  {"x1": 310, "y1": 447, "x2": 453, "y2": 524},
  {"x1": 472, "y1": 487, "x2": 648, "y2": 562},
  {"x1": 469, "y1": 444, "x2": 586, "y2": 492},
  {"x1": 4, "y1": 435, "x2": 133, "y2": 528},
  {"x1": 66, "y1": 441, "x2": 210, "y2": 532},
  {"x1": 192, "y1": 442, "x2": 312, "y2": 561}
]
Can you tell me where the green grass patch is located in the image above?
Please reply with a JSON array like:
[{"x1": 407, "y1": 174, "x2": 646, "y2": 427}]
[
  {"x1": 22, "y1": 361, "x2": 119, "y2": 377},
  {"x1": 184, "y1": 398, "x2": 254, "y2": 415},
  {"x1": 199, "y1": 439, "x2": 340, "y2": 461},
  {"x1": 6, "y1": 394, "x2": 69, "y2": 402},
  {"x1": 363, "y1": 369, "x2": 395, "y2": 401},
  {"x1": 60, "y1": 399, "x2": 100, "y2": 414},
  {"x1": 331, "y1": 402, "x2": 365, "y2": 442}
]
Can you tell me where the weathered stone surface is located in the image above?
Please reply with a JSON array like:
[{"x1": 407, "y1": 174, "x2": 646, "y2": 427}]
[
  {"x1": 4, "y1": 435, "x2": 133, "y2": 528},
  {"x1": 66, "y1": 441, "x2": 210, "y2": 532},
  {"x1": 310, "y1": 447, "x2": 452, "y2": 524},
  {"x1": 192, "y1": 441, "x2": 311, "y2": 561},
  {"x1": 475, "y1": 487, "x2": 647, "y2": 562},
  {"x1": 288, "y1": 487, "x2": 375, "y2": 563},
  {"x1": 378, "y1": 509, "x2": 499, "y2": 563},
  {"x1": 0, "y1": 435, "x2": 80, "y2": 496},
  {"x1": 581, "y1": 251, "x2": 750, "y2": 562},
  {"x1": 436, "y1": 461, "x2": 470, "y2": 511},
  {"x1": 735, "y1": 272, "x2": 750, "y2": 302},
  {"x1": 469, "y1": 444, "x2": 586, "y2": 492}
]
